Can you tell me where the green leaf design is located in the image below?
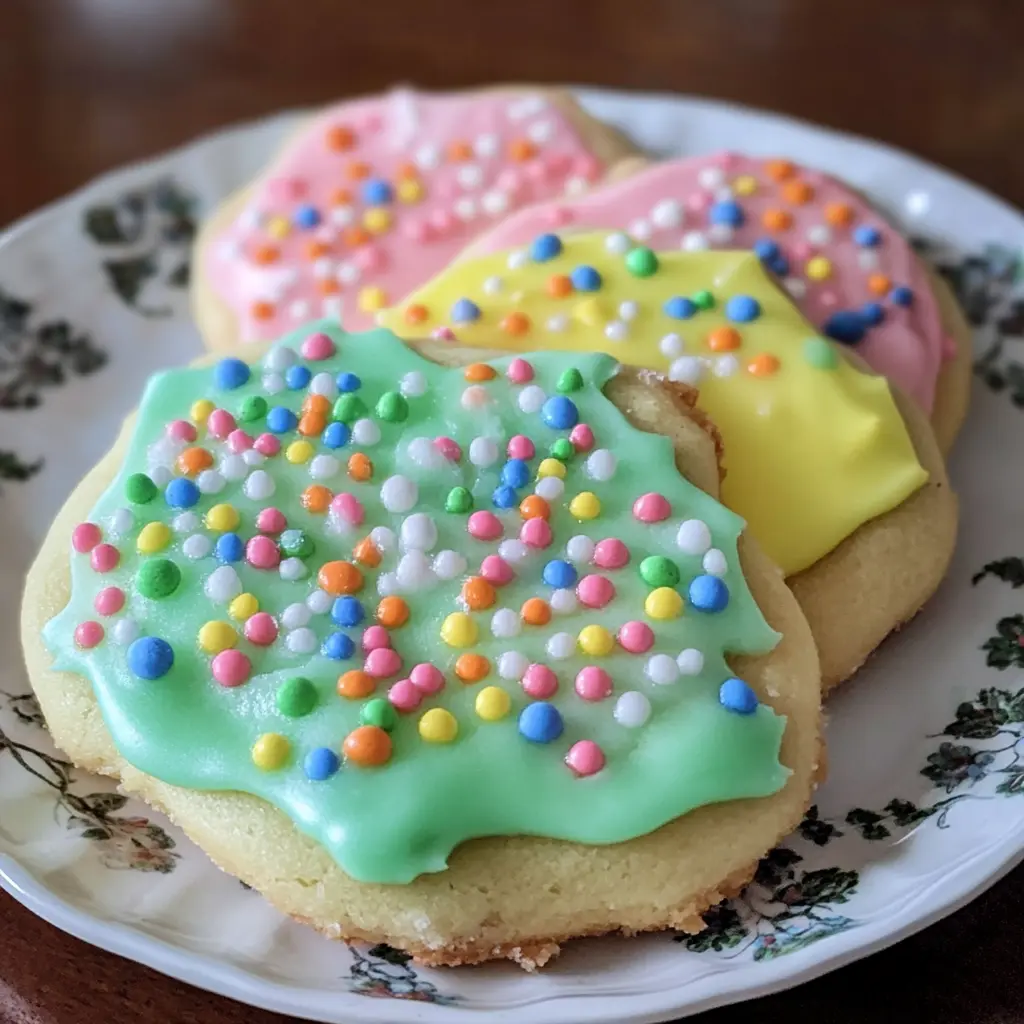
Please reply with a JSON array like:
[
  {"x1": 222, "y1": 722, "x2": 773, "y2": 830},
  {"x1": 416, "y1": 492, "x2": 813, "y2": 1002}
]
[
  {"x1": 83, "y1": 204, "x2": 130, "y2": 245},
  {"x1": 102, "y1": 255, "x2": 157, "y2": 307},
  {"x1": 79, "y1": 827, "x2": 112, "y2": 841},
  {"x1": 844, "y1": 808, "x2": 892, "y2": 842},
  {"x1": 753, "y1": 845, "x2": 803, "y2": 888},
  {"x1": 682, "y1": 904, "x2": 749, "y2": 952},
  {"x1": 84, "y1": 792, "x2": 128, "y2": 813},
  {"x1": 0, "y1": 451, "x2": 43, "y2": 486},
  {"x1": 996, "y1": 772, "x2": 1024, "y2": 795},
  {"x1": 168, "y1": 261, "x2": 190, "y2": 288},
  {"x1": 982, "y1": 616, "x2": 1024, "y2": 670},
  {"x1": 775, "y1": 867, "x2": 859, "y2": 908},
  {"x1": 943, "y1": 687, "x2": 1024, "y2": 738},
  {"x1": 973, "y1": 557, "x2": 1024, "y2": 589},
  {"x1": 883, "y1": 798, "x2": 935, "y2": 828},
  {"x1": 797, "y1": 804, "x2": 843, "y2": 846},
  {"x1": 367, "y1": 943, "x2": 413, "y2": 966}
]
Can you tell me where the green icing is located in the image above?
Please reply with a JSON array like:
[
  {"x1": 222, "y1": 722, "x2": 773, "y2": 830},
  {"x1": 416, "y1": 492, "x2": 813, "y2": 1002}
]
[{"x1": 44, "y1": 322, "x2": 787, "y2": 885}]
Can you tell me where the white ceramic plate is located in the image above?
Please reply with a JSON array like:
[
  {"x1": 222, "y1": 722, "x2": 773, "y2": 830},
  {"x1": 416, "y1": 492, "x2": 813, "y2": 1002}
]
[{"x1": 2, "y1": 89, "x2": 1024, "y2": 1024}]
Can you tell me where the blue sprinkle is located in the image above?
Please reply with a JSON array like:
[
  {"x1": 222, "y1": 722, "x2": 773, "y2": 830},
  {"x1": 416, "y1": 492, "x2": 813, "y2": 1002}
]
[
  {"x1": 719, "y1": 677, "x2": 759, "y2": 715},
  {"x1": 725, "y1": 295, "x2": 761, "y2": 323},
  {"x1": 861, "y1": 302, "x2": 886, "y2": 326},
  {"x1": 492, "y1": 484, "x2": 519, "y2": 509},
  {"x1": 708, "y1": 200, "x2": 745, "y2": 228},
  {"x1": 853, "y1": 225, "x2": 881, "y2": 247},
  {"x1": 541, "y1": 395, "x2": 579, "y2": 430},
  {"x1": 215, "y1": 533, "x2": 244, "y2": 563},
  {"x1": 450, "y1": 298, "x2": 482, "y2": 323},
  {"x1": 529, "y1": 233, "x2": 563, "y2": 262},
  {"x1": 361, "y1": 178, "x2": 393, "y2": 206},
  {"x1": 267, "y1": 406, "x2": 298, "y2": 433},
  {"x1": 664, "y1": 296, "x2": 697, "y2": 320},
  {"x1": 542, "y1": 559, "x2": 577, "y2": 589},
  {"x1": 331, "y1": 596, "x2": 364, "y2": 628},
  {"x1": 304, "y1": 746, "x2": 341, "y2": 781},
  {"x1": 322, "y1": 422, "x2": 350, "y2": 449},
  {"x1": 753, "y1": 238, "x2": 780, "y2": 261},
  {"x1": 285, "y1": 365, "x2": 312, "y2": 390},
  {"x1": 518, "y1": 702, "x2": 564, "y2": 743},
  {"x1": 889, "y1": 285, "x2": 914, "y2": 307},
  {"x1": 164, "y1": 478, "x2": 200, "y2": 509},
  {"x1": 293, "y1": 204, "x2": 321, "y2": 229},
  {"x1": 322, "y1": 631, "x2": 355, "y2": 661},
  {"x1": 336, "y1": 372, "x2": 361, "y2": 393},
  {"x1": 570, "y1": 265, "x2": 602, "y2": 292},
  {"x1": 823, "y1": 311, "x2": 866, "y2": 345},
  {"x1": 767, "y1": 254, "x2": 790, "y2": 277},
  {"x1": 127, "y1": 636, "x2": 174, "y2": 680},
  {"x1": 501, "y1": 459, "x2": 531, "y2": 489},
  {"x1": 213, "y1": 357, "x2": 250, "y2": 391},
  {"x1": 688, "y1": 574, "x2": 730, "y2": 613}
]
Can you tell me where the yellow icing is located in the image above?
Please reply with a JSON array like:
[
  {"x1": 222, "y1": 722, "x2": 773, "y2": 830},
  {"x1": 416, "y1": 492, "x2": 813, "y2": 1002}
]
[{"x1": 378, "y1": 236, "x2": 927, "y2": 575}]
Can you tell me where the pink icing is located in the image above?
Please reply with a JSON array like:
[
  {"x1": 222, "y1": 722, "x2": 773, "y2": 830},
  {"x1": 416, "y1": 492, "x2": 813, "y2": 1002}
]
[
  {"x1": 209, "y1": 90, "x2": 608, "y2": 342},
  {"x1": 467, "y1": 154, "x2": 947, "y2": 412}
]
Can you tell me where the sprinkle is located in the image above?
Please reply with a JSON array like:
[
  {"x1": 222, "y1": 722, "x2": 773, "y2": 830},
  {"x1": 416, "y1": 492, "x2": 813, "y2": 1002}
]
[
  {"x1": 468, "y1": 510, "x2": 503, "y2": 541},
  {"x1": 576, "y1": 574, "x2": 615, "y2": 609},
  {"x1": 688, "y1": 574, "x2": 730, "y2": 612},
  {"x1": 632, "y1": 493, "x2": 671, "y2": 524},
  {"x1": 136, "y1": 558, "x2": 181, "y2": 599},
  {"x1": 475, "y1": 686, "x2": 512, "y2": 721},
  {"x1": 646, "y1": 587, "x2": 683, "y2": 620},
  {"x1": 569, "y1": 424, "x2": 594, "y2": 452},
  {"x1": 432, "y1": 550, "x2": 467, "y2": 580},
  {"x1": 570, "y1": 265, "x2": 602, "y2": 292},
  {"x1": 304, "y1": 747, "x2": 340, "y2": 781},
  {"x1": 517, "y1": 385, "x2": 546, "y2": 414},
  {"x1": 578, "y1": 624, "x2": 614, "y2": 657},
  {"x1": 565, "y1": 739, "x2": 605, "y2": 776},
  {"x1": 574, "y1": 666, "x2": 612, "y2": 701},
  {"x1": 490, "y1": 608, "x2": 521, "y2": 639},
  {"x1": 419, "y1": 707, "x2": 458, "y2": 743},
  {"x1": 703, "y1": 549, "x2": 729, "y2": 576},
  {"x1": 506, "y1": 358, "x2": 534, "y2": 384},
  {"x1": 440, "y1": 612, "x2": 478, "y2": 648},
  {"x1": 618, "y1": 620, "x2": 655, "y2": 654},
  {"x1": 530, "y1": 232, "x2": 563, "y2": 261},
  {"x1": 469, "y1": 436, "x2": 499, "y2": 467},
  {"x1": 521, "y1": 597, "x2": 552, "y2": 626},
  {"x1": 725, "y1": 295, "x2": 761, "y2": 322},
  {"x1": 137, "y1": 521, "x2": 172, "y2": 554},
  {"x1": 379, "y1": 475, "x2": 418, "y2": 513},
  {"x1": 518, "y1": 702, "x2": 563, "y2": 743},
  {"x1": 127, "y1": 636, "x2": 174, "y2": 679},
  {"x1": 720, "y1": 678, "x2": 759, "y2": 714},
  {"x1": 568, "y1": 492, "x2": 601, "y2": 520}
]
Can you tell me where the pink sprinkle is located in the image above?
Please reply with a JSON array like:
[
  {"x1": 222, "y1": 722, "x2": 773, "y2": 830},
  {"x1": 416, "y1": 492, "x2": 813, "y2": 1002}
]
[
  {"x1": 791, "y1": 241, "x2": 812, "y2": 261},
  {"x1": 94, "y1": 587, "x2": 125, "y2": 616},
  {"x1": 574, "y1": 154, "x2": 601, "y2": 181},
  {"x1": 388, "y1": 679, "x2": 422, "y2": 712},
  {"x1": 480, "y1": 555, "x2": 515, "y2": 586},
  {"x1": 245, "y1": 535, "x2": 280, "y2": 570},
  {"x1": 546, "y1": 152, "x2": 572, "y2": 176},
  {"x1": 576, "y1": 574, "x2": 615, "y2": 609},
  {"x1": 227, "y1": 429, "x2": 254, "y2": 453},
  {"x1": 256, "y1": 507, "x2": 287, "y2": 534},
  {"x1": 633, "y1": 493, "x2": 671, "y2": 524},
  {"x1": 521, "y1": 663, "x2": 558, "y2": 699},
  {"x1": 506, "y1": 358, "x2": 534, "y2": 384},
  {"x1": 432, "y1": 326, "x2": 457, "y2": 342},
  {"x1": 166, "y1": 419, "x2": 197, "y2": 443},
  {"x1": 565, "y1": 739, "x2": 606, "y2": 776},
  {"x1": 818, "y1": 290, "x2": 837, "y2": 308},
  {"x1": 433, "y1": 436, "x2": 462, "y2": 462},
  {"x1": 410, "y1": 663, "x2": 445, "y2": 695},
  {"x1": 520, "y1": 518, "x2": 553, "y2": 549},
  {"x1": 362, "y1": 625, "x2": 391, "y2": 652},
  {"x1": 546, "y1": 206, "x2": 574, "y2": 227},
  {"x1": 496, "y1": 168, "x2": 522, "y2": 193},
  {"x1": 429, "y1": 209, "x2": 455, "y2": 233},
  {"x1": 206, "y1": 409, "x2": 236, "y2": 440},
  {"x1": 506, "y1": 434, "x2": 536, "y2": 460},
  {"x1": 618, "y1": 620, "x2": 655, "y2": 654},
  {"x1": 365, "y1": 647, "x2": 402, "y2": 678},
  {"x1": 569, "y1": 424, "x2": 595, "y2": 452},
  {"x1": 254, "y1": 433, "x2": 281, "y2": 457},
  {"x1": 355, "y1": 246, "x2": 387, "y2": 272},
  {"x1": 90, "y1": 543, "x2": 120, "y2": 573},
  {"x1": 525, "y1": 160, "x2": 547, "y2": 183},
  {"x1": 686, "y1": 192, "x2": 710, "y2": 212},
  {"x1": 72, "y1": 522, "x2": 102, "y2": 554},
  {"x1": 244, "y1": 612, "x2": 279, "y2": 646},
  {"x1": 403, "y1": 219, "x2": 431, "y2": 243},
  {"x1": 468, "y1": 510, "x2": 504, "y2": 542},
  {"x1": 74, "y1": 621, "x2": 104, "y2": 649},
  {"x1": 461, "y1": 384, "x2": 490, "y2": 409},
  {"x1": 593, "y1": 538, "x2": 630, "y2": 570},
  {"x1": 575, "y1": 666, "x2": 613, "y2": 702},
  {"x1": 331, "y1": 492, "x2": 365, "y2": 526},
  {"x1": 212, "y1": 649, "x2": 251, "y2": 688},
  {"x1": 301, "y1": 331, "x2": 336, "y2": 361}
]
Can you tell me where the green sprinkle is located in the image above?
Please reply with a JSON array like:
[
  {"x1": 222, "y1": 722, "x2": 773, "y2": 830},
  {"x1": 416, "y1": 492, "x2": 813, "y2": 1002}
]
[
  {"x1": 360, "y1": 697, "x2": 397, "y2": 732},
  {"x1": 557, "y1": 368, "x2": 584, "y2": 393},
  {"x1": 625, "y1": 246, "x2": 659, "y2": 278},
  {"x1": 279, "y1": 529, "x2": 314, "y2": 559},
  {"x1": 333, "y1": 394, "x2": 367, "y2": 424},
  {"x1": 639, "y1": 555, "x2": 680, "y2": 589},
  {"x1": 692, "y1": 289, "x2": 715, "y2": 310},
  {"x1": 238, "y1": 395, "x2": 268, "y2": 422},
  {"x1": 445, "y1": 486, "x2": 473, "y2": 514},
  {"x1": 550, "y1": 438, "x2": 574, "y2": 462},
  {"x1": 277, "y1": 676, "x2": 318, "y2": 718},
  {"x1": 125, "y1": 472, "x2": 157, "y2": 505},
  {"x1": 803, "y1": 337, "x2": 838, "y2": 370},
  {"x1": 136, "y1": 558, "x2": 181, "y2": 599},
  {"x1": 375, "y1": 391, "x2": 409, "y2": 423}
]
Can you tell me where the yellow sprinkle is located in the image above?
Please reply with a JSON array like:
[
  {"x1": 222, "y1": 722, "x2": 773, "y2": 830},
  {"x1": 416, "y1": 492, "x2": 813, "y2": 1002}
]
[
  {"x1": 806, "y1": 256, "x2": 833, "y2": 281},
  {"x1": 362, "y1": 207, "x2": 393, "y2": 233},
  {"x1": 568, "y1": 491, "x2": 601, "y2": 520},
  {"x1": 573, "y1": 297, "x2": 606, "y2": 327},
  {"x1": 397, "y1": 178, "x2": 424, "y2": 204},
  {"x1": 440, "y1": 611, "x2": 478, "y2": 648},
  {"x1": 252, "y1": 733, "x2": 290, "y2": 770},
  {"x1": 645, "y1": 587, "x2": 684, "y2": 620},
  {"x1": 537, "y1": 458, "x2": 567, "y2": 480},
  {"x1": 190, "y1": 398, "x2": 215, "y2": 425},
  {"x1": 578, "y1": 624, "x2": 614, "y2": 657},
  {"x1": 358, "y1": 286, "x2": 388, "y2": 313},
  {"x1": 198, "y1": 620, "x2": 238, "y2": 654},
  {"x1": 475, "y1": 686, "x2": 511, "y2": 722},
  {"x1": 733, "y1": 175, "x2": 758, "y2": 196},
  {"x1": 266, "y1": 215, "x2": 291, "y2": 240},
  {"x1": 419, "y1": 707, "x2": 459, "y2": 743},
  {"x1": 229, "y1": 593, "x2": 259, "y2": 621},
  {"x1": 136, "y1": 521, "x2": 172, "y2": 554},
  {"x1": 204, "y1": 503, "x2": 240, "y2": 532},
  {"x1": 286, "y1": 440, "x2": 315, "y2": 464}
]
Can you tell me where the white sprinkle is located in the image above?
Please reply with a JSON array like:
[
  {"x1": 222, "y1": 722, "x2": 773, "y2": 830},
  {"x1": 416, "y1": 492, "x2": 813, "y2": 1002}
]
[
  {"x1": 517, "y1": 385, "x2": 546, "y2": 413},
  {"x1": 498, "y1": 650, "x2": 529, "y2": 680},
  {"x1": 545, "y1": 313, "x2": 569, "y2": 333},
  {"x1": 310, "y1": 454, "x2": 340, "y2": 480},
  {"x1": 564, "y1": 175, "x2": 588, "y2": 197},
  {"x1": 220, "y1": 454, "x2": 248, "y2": 481},
  {"x1": 461, "y1": 385, "x2": 491, "y2": 411},
  {"x1": 352, "y1": 419, "x2": 381, "y2": 446},
  {"x1": 714, "y1": 355, "x2": 739, "y2": 378},
  {"x1": 396, "y1": 550, "x2": 437, "y2": 590},
  {"x1": 281, "y1": 603, "x2": 312, "y2": 630},
  {"x1": 306, "y1": 589, "x2": 333, "y2": 615},
  {"x1": 147, "y1": 436, "x2": 182, "y2": 468},
  {"x1": 469, "y1": 436, "x2": 499, "y2": 468},
  {"x1": 482, "y1": 275, "x2": 503, "y2": 295},
  {"x1": 481, "y1": 190, "x2": 509, "y2": 216},
  {"x1": 149, "y1": 466, "x2": 172, "y2": 487},
  {"x1": 309, "y1": 372, "x2": 337, "y2": 398},
  {"x1": 857, "y1": 250, "x2": 880, "y2": 271},
  {"x1": 400, "y1": 513, "x2": 438, "y2": 551},
  {"x1": 183, "y1": 534, "x2": 212, "y2": 560},
  {"x1": 109, "y1": 508, "x2": 134, "y2": 536},
  {"x1": 507, "y1": 95, "x2": 546, "y2": 120},
  {"x1": 604, "y1": 231, "x2": 631, "y2": 254},
  {"x1": 454, "y1": 197, "x2": 477, "y2": 221},
  {"x1": 681, "y1": 231, "x2": 709, "y2": 252},
  {"x1": 677, "y1": 648, "x2": 704, "y2": 675},
  {"x1": 498, "y1": 539, "x2": 529, "y2": 564},
  {"x1": 618, "y1": 300, "x2": 639, "y2": 322},
  {"x1": 414, "y1": 143, "x2": 441, "y2": 170},
  {"x1": 491, "y1": 608, "x2": 521, "y2": 639},
  {"x1": 262, "y1": 372, "x2": 286, "y2": 395},
  {"x1": 566, "y1": 535, "x2": 595, "y2": 564},
  {"x1": 380, "y1": 475, "x2": 418, "y2": 514},
  {"x1": 535, "y1": 476, "x2": 564, "y2": 502},
  {"x1": 457, "y1": 164, "x2": 484, "y2": 190},
  {"x1": 112, "y1": 618, "x2": 140, "y2": 646},
  {"x1": 784, "y1": 277, "x2": 809, "y2": 297},
  {"x1": 432, "y1": 549, "x2": 467, "y2": 580},
  {"x1": 285, "y1": 627, "x2": 317, "y2": 654},
  {"x1": 400, "y1": 371, "x2": 427, "y2": 398},
  {"x1": 669, "y1": 356, "x2": 704, "y2": 386},
  {"x1": 242, "y1": 450, "x2": 265, "y2": 467},
  {"x1": 527, "y1": 118, "x2": 555, "y2": 143},
  {"x1": 474, "y1": 133, "x2": 499, "y2": 158},
  {"x1": 549, "y1": 588, "x2": 578, "y2": 615},
  {"x1": 377, "y1": 571, "x2": 399, "y2": 597},
  {"x1": 585, "y1": 449, "x2": 616, "y2": 482},
  {"x1": 714, "y1": 186, "x2": 734, "y2": 202},
  {"x1": 265, "y1": 347, "x2": 297, "y2": 372},
  {"x1": 172, "y1": 511, "x2": 200, "y2": 534},
  {"x1": 289, "y1": 300, "x2": 310, "y2": 321},
  {"x1": 703, "y1": 548, "x2": 728, "y2": 576},
  {"x1": 280, "y1": 557, "x2": 308, "y2": 581},
  {"x1": 312, "y1": 257, "x2": 335, "y2": 280},
  {"x1": 546, "y1": 631, "x2": 576, "y2": 659},
  {"x1": 205, "y1": 566, "x2": 242, "y2": 602},
  {"x1": 628, "y1": 218, "x2": 652, "y2": 240},
  {"x1": 244, "y1": 470, "x2": 275, "y2": 500},
  {"x1": 677, "y1": 519, "x2": 712, "y2": 555},
  {"x1": 806, "y1": 225, "x2": 832, "y2": 246},
  {"x1": 614, "y1": 691, "x2": 652, "y2": 728},
  {"x1": 323, "y1": 297, "x2": 344, "y2": 322},
  {"x1": 646, "y1": 654, "x2": 680, "y2": 686},
  {"x1": 330, "y1": 206, "x2": 355, "y2": 227},
  {"x1": 651, "y1": 198, "x2": 683, "y2": 229},
  {"x1": 337, "y1": 261, "x2": 361, "y2": 284},
  {"x1": 698, "y1": 166, "x2": 724, "y2": 189},
  {"x1": 660, "y1": 333, "x2": 684, "y2": 358},
  {"x1": 370, "y1": 526, "x2": 397, "y2": 552},
  {"x1": 406, "y1": 436, "x2": 445, "y2": 471},
  {"x1": 507, "y1": 249, "x2": 529, "y2": 270},
  {"x1": 708, "y1": 224, "x2": 734, "y2": 244}
]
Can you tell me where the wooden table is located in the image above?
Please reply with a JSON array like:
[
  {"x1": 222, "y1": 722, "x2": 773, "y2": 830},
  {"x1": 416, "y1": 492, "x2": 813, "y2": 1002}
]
[{"x1": 2, "y1": 1, "x2": 1022, "y2": 1021}]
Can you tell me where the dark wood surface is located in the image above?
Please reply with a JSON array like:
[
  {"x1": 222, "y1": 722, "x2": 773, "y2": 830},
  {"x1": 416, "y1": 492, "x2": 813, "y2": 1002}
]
[{"x1": 3, "y1": 1, "x2": 1023, "y2": 1022}]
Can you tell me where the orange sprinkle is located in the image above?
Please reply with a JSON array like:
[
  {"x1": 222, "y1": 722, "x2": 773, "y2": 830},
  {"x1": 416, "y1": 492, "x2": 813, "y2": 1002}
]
[
  {"x1": 301, "y1": 484, "x2": 333, "y2": 513},
  {"x1": 337, "y1": 671, "x2": 376, "y2": 700},
  {"x1": 396, "y1": 161, "x2": 419, "y2": 180},
  {"x1": 707, "y1": 326, "x2": 742, "y2": 352},
  {"x1": 348, "y1": 453, "x2": 373, "y2": 482},
  {"x1": 824, "y1": 201, "x2": 854, "y2": 227},
  {"x1": 376, "y1": 596, "x2": 410, "y2": 628},
  {"x1": 501, "y1": 311, "x2": 531, "y2": 336},
  {"x1": 302, "y1": 394, "x2": 331, "y2": 416},
  {"x1": 329, "y1": 187, "x2": 352, "y2": 206},
  {"x1": 462, "y1": 576, "x2": 497, "y2": 611},
  {"x1": 304, "y1": 240, "x2": 330, "y2": 260},
  {"x1": 764, "y1": 159, "x2": 796, "y2": 181},
  {"x1": 343, "y1": 725, "x2": 392, "y2": 765},
  {"x1": 251, "y1": 244, "x2": 280, "y2": 265},
  {"x1": 547, "y1": 274, "x2": 573, "y2": 298},
  {"x1": 343, "y1": 226, "x2": 371, "y2": 248},
  {"x1": 867, "y1": 273, "x2": 892, "y2": 295},
  {"x1": 747, "y1": 353, "x2": 781, "y2": 377},
  {"x1": 464, "y1": 362, "x2": 497, "y2": 382},
  {"x1": 298, "y1": 411, "x2": 327, "y2": 437},
  {"x1": 404, "y1": 304, "x2": 429, "y2": 325},
  {"x1": 175, "y1": 446, "x2": 213, "y2": 476},
  {"x1": 346, "y1": 160, "x2": 371, "y2": 180},
  {"x1": 447, "y1": 140, "x2": 472, "y2": 161},
  {"x1": 318, "y1": 279, "x2": 341, "y2": 295},
  {"x1": 318, "y1": 560, "x2": 364, "y2": 596},
  {"x1": 455, "y1": 653, "x2": 491, "y2": 684},
  {"x1": 509, "y1": 138, "x2": 537, "y2": 161},
  {"x1": 521, "y1": 598, "x2": 552, "y2": 627},
  {"x1": 326, "y1": 125, "x2": 356, "y2": 152},
  {"x1": 762, "y1": 209, "x2": 793, "y2": 232},
  {"x1": 352, "y1": 536, "x2": 382, "y2": 568},
  {"x1": 782, "y1": 180, "x2": 814, "y2": 205},
  {"x1": 252, "y1": 301, "x2": 275, "y2": 322},
  {"x1": 519, "y1": 495, "x2": 551, "y2": 521}
]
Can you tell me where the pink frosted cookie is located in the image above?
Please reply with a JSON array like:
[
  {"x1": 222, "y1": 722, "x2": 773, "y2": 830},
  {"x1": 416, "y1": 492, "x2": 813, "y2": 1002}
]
[{"x1": 194, "y1": 88, "x2": 637, "y2": 349}]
